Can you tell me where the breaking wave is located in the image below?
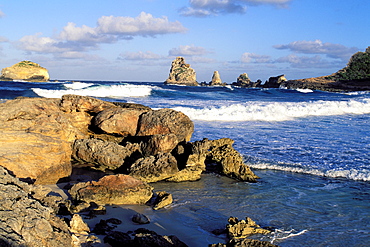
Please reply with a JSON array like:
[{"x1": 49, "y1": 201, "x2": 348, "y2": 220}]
[
  {"x1": 32, "y1": 84, "x2": 153, "y2": 98},
  {"x1": 172, "y1": 99, "x2": 370, "y2": 121}
]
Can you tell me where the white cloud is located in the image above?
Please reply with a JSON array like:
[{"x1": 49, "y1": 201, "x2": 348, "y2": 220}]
[
  {"x1": 120, "y1": 51, "x2": 163, "y2": 60},
  {"x1": 169, "y1": 45, "x2": 210, "y2": 56},
  {"x1": 180, "y1": 0, "x2": 291, "y2": 16},
  {"x1": 97, "y1": 12, "x2": 187, "y2": 37},
  {"x1": 0, "y1": 36, "x2": 9, "y2": 42},
  {"x1": 241, "y1": 52, "x2": 271, "y2": 63},
  {"x1": 0, "y1": 9, "x2": 4, "y2": 18},
  {"x1": 274, "y1": 40, "x2": 359, "y2": 61},
  {"x1": 17, "y1": 12, "x2": 187, "y2": 60}
]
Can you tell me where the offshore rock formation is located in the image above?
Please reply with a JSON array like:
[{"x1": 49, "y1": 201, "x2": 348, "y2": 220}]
[
  {"x1": 164, "y1": 57, "x2": 198, "y2": 86},
  {"x1": 263, "y1": 74, "x2": 287, "y2": 88},
  {"x1": 232, "y1": 73, "x2": 262, "y2": 88},
  {"x1": 209, "y1": 70, "x2": 225, "y2": 86},
  {"x1": 0, "y1": 60, "x2": 50, "y2": 81}
]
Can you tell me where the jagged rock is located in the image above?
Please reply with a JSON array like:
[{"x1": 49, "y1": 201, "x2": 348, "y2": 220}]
[
  {"x1": 70, "y1": 214, "x2": 90, "y2": 234},
  {"x1": 0, "y1": 166, "x2": 72, "y2": 247},
  {"x1": 164, "y1": 57, "x2": 198, "y2": 86},
  {"x1": 232, "y1": 73, "x2": 262, "y2": 88},
  {"x1": 0, "y1": 60, "x2": 50, "y2": 81},
  {"x1": 133, "y1": 228, "x2": 188, "y2": 247},
  {"x1": 226, "y1": 216, "x2": 271, "y2": 239},
  {"x1": 129, "y1": 152, "x2": 179, "y2": 183},
  {"x1": 69, "y1": 174, "x2": 153, "y2": 205},
  {"x1": 263, "y1": 74, "x2": 287, "y2": 88},
  {"x1": 92, "y1": 107, "x2": 149, "y2": 136},
  {"x1": 136, "y1": 108, "x2": 194, "y2": 142},
  {"x1": 209, "y1": 71, "x2": 224, "y2": 86},
  {"x1": 152, "y1": 191, "x2": 173, "y2": 210},
  {"x1": 210, "y1": 238, "x2": 279, "y2": 247},
  {"x1": 104, "y1": 231, "x2": 132, "y2": 246},
  {"x1": 207, "y1": 138, "x2": 259, "y2": 182},
  {"x1": 139, "y1": 134, "x2": 179, "y2": 157},
  {"x1": 72, "y1": 138, "x2": 141, "y2": 171},
  {"x1": 132, "y1": 213, "x2": 150, "y2": 224}
]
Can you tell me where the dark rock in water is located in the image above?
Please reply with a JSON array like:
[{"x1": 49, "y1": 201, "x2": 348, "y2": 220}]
[
  {"x1": 164, "y1": 56, "x2": 198, "y2": 86},
  {"x1": 72, "y1": 138, "x2": 141, "y2": 171},
  {"x1": 136, "y1": 108, "x2": 194, "y2": 142},
  {"x1": 92, "y1": 219, "x2": 117, "y2": 235},
  {"x1": 68, "y1": 174, "x2": 153, "y2": 205},
  {"x1": 263, "y1": 74, "x2": 287, "y2": 88},
  {"x1": 129, "y1": 152, "x2": 179, "y2": 183},
  {"x1": 104, "y1": 231, "x2": 132, "y2": 246},
  {"x1": 152, "y1": 191, "x2": 173, "y2": 210},
  {"x1": 0, "y1": 166, "x2": 72, "y2": 246},
  {"x1": 133, "y1": 228, "x2": 188, "y2": 247},
  {"x1": 132, "y1": 213, "x2": 150, "y2": 224}
]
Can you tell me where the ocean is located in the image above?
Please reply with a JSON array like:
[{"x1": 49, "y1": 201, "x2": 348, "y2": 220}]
[{"x1": 1, "y1": 80, "x2": 369, "y2": 246}]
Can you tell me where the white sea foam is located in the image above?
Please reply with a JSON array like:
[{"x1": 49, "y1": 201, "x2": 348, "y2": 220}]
[
  {"x1": 296, "y1": 88, "x2": 314, "y2": 93},
  {"x1": 32, "y1": 84, "x2": 153, "y2": 98},
  {"x1": 248, "y1": 162, "x2": 370, "y2": 181},
  {"x1": 271, "y1": 229, "x2": 308, "y2": 244},
  {"x1": 63, "y1": 82, "x2": 94, "y2": 89},
  {"x1": 172, "y1": 99, "x2": 370, "y2": 121}
]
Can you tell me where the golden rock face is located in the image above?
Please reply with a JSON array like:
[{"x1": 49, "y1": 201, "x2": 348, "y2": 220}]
[{"x1": 1, "y1": 60, "x2": 50, "y2": 81}]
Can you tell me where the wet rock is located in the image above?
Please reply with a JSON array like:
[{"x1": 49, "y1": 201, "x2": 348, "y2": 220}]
[
  {"x1": 129, "y1": 152, "x2": 179, "y2": 183},
  {"x1": 0, "y1": 166, "x2": 72, "y2": 246},
  {"x1": 72, "y1": 138, "x2": 141, "y2": 171},
  {"x1": 164, "y1": 56, "x2": 198, "y2": 86},
  {"x1": 69, "y1": 174, "x2": 153, "y2": 205},
  {"x1": 210, "y1": 238, "x2": 279, "y2": 247},
  {"x1": 132, "y1": 213, "x2": 150, "y2": 224},
  {"x1": 137, "y1": 108, "x2": 194, "y2": 142},
  {"x1": 104, "y1": 231, "x2": 132, "y2": 246},
  {"x1": 152, "y1": 191, "x2": 173, "y2": 210},
  {"x1": 226, "y1": 216, "x2": 271, "y2": 239},
  {"x1": 92, "y1": 107, "x2": 148, "y2": 136},
  {"x1": 133, "y1": 228, "x2": 188, "y2": 247}
]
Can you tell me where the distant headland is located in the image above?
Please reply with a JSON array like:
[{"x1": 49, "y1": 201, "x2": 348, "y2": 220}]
[{"x1": 0, "y1": 60, "x2": 50, "y2": 82}]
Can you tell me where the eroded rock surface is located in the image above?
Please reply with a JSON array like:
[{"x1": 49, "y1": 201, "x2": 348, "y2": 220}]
[{"x1": 164, "y1": 57, "x2": 198, "y2": 86}]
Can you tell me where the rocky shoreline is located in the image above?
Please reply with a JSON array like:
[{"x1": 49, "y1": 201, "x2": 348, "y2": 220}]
[{"x1": 0, "y1": 95, "x2": 276, "y2": 246}]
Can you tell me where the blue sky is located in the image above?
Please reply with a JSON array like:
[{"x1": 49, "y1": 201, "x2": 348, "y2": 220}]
[{"x1": 0, "y1": 0, "x2": 369, "y2": 82}]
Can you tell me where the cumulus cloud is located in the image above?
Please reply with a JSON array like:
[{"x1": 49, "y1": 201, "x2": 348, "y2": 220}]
[
  {"x1": 241, "y1": 52, "x2": 271, "y2": 63},
  {"x1": 180, "y1": 0, "x2": 291, "y2": 16},
  {"x1": 119, "y1": 51, "x2": 163, "y2": 60},
  {"x1": 17, "y1": 12, "x2": 187, "y2": 59},
  {"x1": 169, "y1": 45, "x2": 210, "y2": 56},
  {"x1": 274, "y1": 40, "x2": 358, "y2": 61}
]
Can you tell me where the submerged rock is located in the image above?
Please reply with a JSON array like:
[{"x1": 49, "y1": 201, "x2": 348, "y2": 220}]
[
  {"x1": 164, "y1": 57, "x2": 198, "y2": 86},
  {"x1": 0, "y1": 60, "x2": 50, "y2": 81}
]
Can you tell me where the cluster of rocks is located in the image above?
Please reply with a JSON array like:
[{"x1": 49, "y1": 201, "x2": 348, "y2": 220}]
[
  {"x1": 0, "y1": 94, "x2": 271, "y2": 246},
  {"x1": 0, "y1": 60, "x2": 50, "y2": 82}
]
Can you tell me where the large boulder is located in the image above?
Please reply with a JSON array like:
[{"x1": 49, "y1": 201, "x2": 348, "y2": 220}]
[
  {"x1": 0, "y1": 60, "x2": 50, "y2": 81},
  {"x1": 69, "y1": 174, "x2": 153, "y2": 205},
  {"x1": 0, "y1": 166, "x2": 72, "y2": 247},
  {"x1": 92, "y1": 107, "x2": 149, "y2": 136},
  {"x1": 164, "y1": 57, "x2": 198, "y2": 86},
  {"x1": 136, "y1": 108, "x2": 194, "y2": 142},
  {"x1": 129, "y1": 152, "x2": 179, "y2": 183},
  {"x1": 72, "y1": 138, "x2": 141, "y2": 171},
  {"x1": 139, "y1": 134, "x2": 179, "y2": 157}
]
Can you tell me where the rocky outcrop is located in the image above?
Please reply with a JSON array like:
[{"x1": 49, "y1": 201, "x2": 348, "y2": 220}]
[
  {"x1": 164, "y1": 57, "x2": 198, "y2": 86},
  {"x1": 0, "y1": 60, "x2": 50, "y2": 82},
  {"x1": 136, "y1": 108, "x2": 194, "y2": 142},
  {"x1": 68, "y1": 174, "x2": 153, "y2": 205},
  {"x1": 232, "y1": 73, "x2": 262, "y2": 88},
  {"x1": 209, "y1": 71, "x2": 225, "y2": 86},
  {"x1": 263, "y1": 74, "x2": 287, "y2": 88},
  {"x1": 0, "y1": 166, "x2": 72, "y2": 247}
]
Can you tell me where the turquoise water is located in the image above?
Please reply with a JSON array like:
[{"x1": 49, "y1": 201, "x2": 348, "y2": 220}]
[{"x1": 1, "y1": 80, "x2": 369, "y2": 246}]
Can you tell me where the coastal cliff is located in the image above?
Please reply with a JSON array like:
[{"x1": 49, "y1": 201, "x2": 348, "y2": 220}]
[{"x1": 0, "y1": 60, "x2": 50, "y2": 82}]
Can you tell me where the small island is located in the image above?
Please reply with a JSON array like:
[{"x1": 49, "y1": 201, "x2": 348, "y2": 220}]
[{"x1": 0, "y1": 60, "x2": 50, "y2": 82}]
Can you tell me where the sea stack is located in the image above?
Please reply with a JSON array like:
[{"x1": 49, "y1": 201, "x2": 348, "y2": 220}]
[
  {"x1": 0, "y1": 61, "x2": 50, "y2": 82},
  {"x1": 164, "y1": 57, "x2": 198, "y2": 86},
  {"x1": 209, "y1": 70, "x2": 224, "y2": 86}
]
